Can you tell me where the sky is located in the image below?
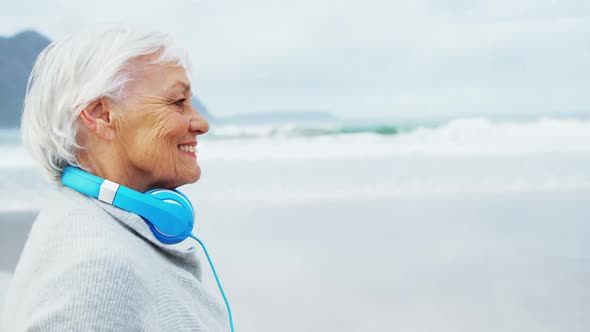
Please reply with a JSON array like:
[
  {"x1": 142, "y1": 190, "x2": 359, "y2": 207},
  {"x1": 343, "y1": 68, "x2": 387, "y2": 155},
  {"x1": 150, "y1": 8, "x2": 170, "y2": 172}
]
[{"x1": 0, "y1": 0, "x2": 589, "y2": 121}]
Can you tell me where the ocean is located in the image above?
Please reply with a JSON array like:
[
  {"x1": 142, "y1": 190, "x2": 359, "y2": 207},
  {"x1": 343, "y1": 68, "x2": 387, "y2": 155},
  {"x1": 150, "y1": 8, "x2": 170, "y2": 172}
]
[{"x1": 1, "y1": 116, "x2": 590, "y2": 331}]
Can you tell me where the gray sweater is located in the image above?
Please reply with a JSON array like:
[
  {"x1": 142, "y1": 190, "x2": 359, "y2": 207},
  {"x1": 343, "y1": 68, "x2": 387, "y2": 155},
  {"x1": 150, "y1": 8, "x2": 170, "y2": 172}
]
[{"x1": 1, "y1": 186, "x2": 229, "y2": 331}]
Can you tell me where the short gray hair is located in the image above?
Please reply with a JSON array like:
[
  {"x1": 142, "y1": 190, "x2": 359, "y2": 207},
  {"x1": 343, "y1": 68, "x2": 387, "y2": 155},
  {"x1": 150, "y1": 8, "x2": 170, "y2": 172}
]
[{"x1": 21, "y1": 27, "x2": 191, "y2": 184}]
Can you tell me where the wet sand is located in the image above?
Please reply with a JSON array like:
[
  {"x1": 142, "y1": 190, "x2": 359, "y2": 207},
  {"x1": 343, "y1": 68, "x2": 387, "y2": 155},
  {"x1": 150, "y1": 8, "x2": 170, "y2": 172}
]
[{"x1": 1, "y1": 190, "x2": 590, "y2": 331}]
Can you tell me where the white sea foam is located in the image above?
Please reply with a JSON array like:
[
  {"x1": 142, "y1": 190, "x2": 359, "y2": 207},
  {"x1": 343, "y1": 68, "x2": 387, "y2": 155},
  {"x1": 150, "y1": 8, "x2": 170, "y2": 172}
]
[
  {"x1": 391, "y1": 117, "x2": 590, "y2": 156},
  {"x1": 1, "y1": 117, "x2": 589, "y2": 210},
  {"x1": 2, "y1": 117, "x2": 590, "y2": 165},
  {"x1": 199, "y1": 117, "x2": 590, "y2": 161}
]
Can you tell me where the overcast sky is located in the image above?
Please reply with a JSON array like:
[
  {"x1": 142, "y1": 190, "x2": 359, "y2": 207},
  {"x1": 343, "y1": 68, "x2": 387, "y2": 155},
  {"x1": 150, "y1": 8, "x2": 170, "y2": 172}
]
[{"x1": 1, "y1": 0, "x2": 589, "y2": 120}]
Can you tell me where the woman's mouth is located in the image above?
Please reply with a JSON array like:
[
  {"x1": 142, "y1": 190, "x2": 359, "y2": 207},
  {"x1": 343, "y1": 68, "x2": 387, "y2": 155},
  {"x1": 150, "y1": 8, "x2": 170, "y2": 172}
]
[{"x1": 178, "y1": 142, "x2": 197, "y2": 158}]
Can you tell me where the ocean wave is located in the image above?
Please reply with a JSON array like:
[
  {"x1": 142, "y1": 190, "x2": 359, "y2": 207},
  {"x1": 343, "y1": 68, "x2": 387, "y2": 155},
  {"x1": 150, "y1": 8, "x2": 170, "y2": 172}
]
[
  {"x1": 203, "y1": 116, "x2": 590, "y2": 144},
  {"x1": 1, "y1": 117, "x2": 590, "y2": 165},
  {"x1": 1, "y1": 117, "x2": 590, "y2": 208},
  {"x1": 391, "y1": 117, "x2": 590, "y2": 155},
  {"x1": 197, "y1": 117, "x2": 590, "y2": 161},
  {"x1": 206, "y1": 123, "x2": 399, "y2": 139}
]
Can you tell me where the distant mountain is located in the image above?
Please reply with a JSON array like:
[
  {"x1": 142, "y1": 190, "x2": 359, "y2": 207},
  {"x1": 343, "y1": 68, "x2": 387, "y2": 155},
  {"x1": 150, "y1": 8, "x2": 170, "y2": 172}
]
[
  {"x1": 0, "y1": 30, "x2": 50, "y2": 128},
  {"x1": 218, "y1": 110, "x2": 336, "y2": 124}
]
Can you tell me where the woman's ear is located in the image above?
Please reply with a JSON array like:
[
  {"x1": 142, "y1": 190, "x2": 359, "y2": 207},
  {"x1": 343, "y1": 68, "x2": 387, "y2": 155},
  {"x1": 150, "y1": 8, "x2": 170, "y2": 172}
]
[{"x1": 79, "y1": 98, "x2": 116, "y2": 140}]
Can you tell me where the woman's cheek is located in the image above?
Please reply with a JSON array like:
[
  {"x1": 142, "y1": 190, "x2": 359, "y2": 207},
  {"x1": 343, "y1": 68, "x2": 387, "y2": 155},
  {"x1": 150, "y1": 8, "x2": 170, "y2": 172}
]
[
  {"x1": 172, "y1": 112, "x2": 190, "y2": 136},
  {"x1": 158, "y1": 112, "x2": 186, "y2": 139}
]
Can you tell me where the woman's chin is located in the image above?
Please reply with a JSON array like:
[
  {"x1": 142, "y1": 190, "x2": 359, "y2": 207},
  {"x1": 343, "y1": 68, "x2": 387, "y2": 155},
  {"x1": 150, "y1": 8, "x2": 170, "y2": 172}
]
[
  {"x1": 153, "y1": 166, "x2": 201, "y2": 190},
  {"x1": 184, "y1": 165, "x2": 202, "y2": 184},
  {"x1": 176, "y1": 158, "x2": 202, "y2": 184}
]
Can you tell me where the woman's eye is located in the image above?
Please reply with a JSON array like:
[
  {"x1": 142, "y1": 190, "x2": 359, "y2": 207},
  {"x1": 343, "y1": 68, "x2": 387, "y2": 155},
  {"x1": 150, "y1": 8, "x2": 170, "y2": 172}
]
[{"x1": 174, "y1": 98, "x2": 186, "y2": 107}]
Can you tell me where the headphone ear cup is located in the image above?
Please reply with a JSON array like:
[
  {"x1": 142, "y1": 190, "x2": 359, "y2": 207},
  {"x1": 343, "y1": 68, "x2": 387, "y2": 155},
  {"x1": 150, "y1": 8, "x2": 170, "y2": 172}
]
[
  {"x1": 170, "y1": 189, "x2": 195, "y2": 215},
  {"x1": 144, "y1": 189, "x2": 195, "y2": 244}
]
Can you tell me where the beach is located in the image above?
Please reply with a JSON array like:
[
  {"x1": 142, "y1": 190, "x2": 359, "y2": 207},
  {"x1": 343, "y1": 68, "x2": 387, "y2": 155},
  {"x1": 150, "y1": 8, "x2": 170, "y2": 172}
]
[
  {"x1": 195, "y1": 190, "x2": 590, "y2": 332},
  {"x1": 1, "y1": 190, "x2": 589, "y2": 331},
  {"x1": 1, "y1": 118, "x2": 590, "y2": 331}
]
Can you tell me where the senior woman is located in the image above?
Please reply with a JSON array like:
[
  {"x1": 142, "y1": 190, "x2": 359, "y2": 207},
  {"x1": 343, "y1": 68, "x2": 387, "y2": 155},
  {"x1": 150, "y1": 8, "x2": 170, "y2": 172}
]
[{"x1": 2, "y1": 28, "x2": 232, "y2": 331}]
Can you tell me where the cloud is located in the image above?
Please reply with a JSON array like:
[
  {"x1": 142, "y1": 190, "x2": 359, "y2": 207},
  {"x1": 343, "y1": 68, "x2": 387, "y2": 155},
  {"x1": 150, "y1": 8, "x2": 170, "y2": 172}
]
[{"x1": 1, "y1": 0, "x2": 589, "y2": 119}]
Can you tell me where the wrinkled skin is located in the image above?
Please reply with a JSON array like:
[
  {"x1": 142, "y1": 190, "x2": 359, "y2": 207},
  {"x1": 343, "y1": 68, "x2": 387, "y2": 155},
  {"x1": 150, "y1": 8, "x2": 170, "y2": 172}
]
[{"x1": 77, "y1": 59, "x2": 209, "y2": 192}]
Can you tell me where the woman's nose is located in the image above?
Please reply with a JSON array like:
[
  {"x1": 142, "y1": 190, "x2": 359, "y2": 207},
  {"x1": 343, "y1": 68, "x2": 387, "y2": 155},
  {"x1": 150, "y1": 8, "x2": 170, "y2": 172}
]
[{"x1": 189, "y1": 106, "x2": 210, "y2": 135}]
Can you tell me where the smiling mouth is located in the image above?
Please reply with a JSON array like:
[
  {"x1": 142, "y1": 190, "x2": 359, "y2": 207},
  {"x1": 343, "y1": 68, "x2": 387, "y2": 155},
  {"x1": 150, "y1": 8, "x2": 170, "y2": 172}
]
[{"x1": 178, "y1": 143, "x2": 197, "y2": 158}]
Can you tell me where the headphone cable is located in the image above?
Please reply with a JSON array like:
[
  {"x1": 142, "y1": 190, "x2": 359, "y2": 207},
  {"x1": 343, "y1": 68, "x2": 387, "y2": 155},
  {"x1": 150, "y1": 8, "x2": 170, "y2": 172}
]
[{"x1": 188, "y1": 233, "x2": 235, "y2": 332}]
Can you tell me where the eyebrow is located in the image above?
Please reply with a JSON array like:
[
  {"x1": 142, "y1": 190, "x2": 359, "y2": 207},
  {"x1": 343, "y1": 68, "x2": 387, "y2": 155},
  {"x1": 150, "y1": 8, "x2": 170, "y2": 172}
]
[{"x1": 166, "y1": 80, "x2": 191, "y2": 95}]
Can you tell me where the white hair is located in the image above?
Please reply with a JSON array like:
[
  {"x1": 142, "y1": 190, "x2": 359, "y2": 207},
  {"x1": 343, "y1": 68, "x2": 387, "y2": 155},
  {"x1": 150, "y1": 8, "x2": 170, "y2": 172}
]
[{"x1": 21, "y1": 27, "x2": 192, "y2": 184}]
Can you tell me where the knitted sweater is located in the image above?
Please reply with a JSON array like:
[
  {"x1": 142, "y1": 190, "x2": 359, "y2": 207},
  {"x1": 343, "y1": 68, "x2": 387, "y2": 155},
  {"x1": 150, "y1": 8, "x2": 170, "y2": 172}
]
[{"x1": 1, "y1": 186, "x2": 229, "y2": 331}]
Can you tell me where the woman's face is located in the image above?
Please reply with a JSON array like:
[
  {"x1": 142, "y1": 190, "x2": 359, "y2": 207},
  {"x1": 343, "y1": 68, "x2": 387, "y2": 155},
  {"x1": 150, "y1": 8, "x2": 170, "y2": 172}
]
[{"x1": 111, "y1": 61, "x2": 209, "y2": 191}]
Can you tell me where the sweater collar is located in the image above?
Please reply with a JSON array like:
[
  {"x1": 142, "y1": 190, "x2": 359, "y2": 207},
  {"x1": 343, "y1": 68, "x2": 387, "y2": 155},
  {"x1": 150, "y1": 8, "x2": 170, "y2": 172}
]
[{"x1": 57, "y1": 186, "x2": 201, "y2": 278}]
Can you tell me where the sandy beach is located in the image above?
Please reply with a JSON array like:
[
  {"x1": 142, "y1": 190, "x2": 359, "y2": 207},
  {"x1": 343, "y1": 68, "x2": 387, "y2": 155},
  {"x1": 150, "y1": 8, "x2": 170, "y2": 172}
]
[
  {"x1": 203, "y1": 190, "x2": 590, "y2": 332},
  {"x1": 1, "y1": 123, "x2": 590, "y2": 331},
  {"x1": 1, "y1": 190, "x2": 589, "y2": 331}
]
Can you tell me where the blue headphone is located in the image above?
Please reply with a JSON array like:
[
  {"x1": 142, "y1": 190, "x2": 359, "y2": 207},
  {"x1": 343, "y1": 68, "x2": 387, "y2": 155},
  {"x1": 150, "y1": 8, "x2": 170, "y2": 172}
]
[
  {"x1": 61, "y1": 165, "x2": 235, "y2": 331},
  {"x1": 61, "y1": 165, "x2": 195, "y2": 244}
]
